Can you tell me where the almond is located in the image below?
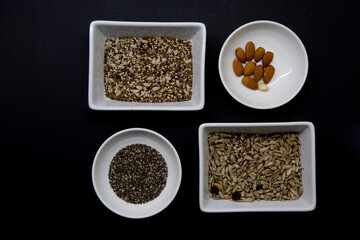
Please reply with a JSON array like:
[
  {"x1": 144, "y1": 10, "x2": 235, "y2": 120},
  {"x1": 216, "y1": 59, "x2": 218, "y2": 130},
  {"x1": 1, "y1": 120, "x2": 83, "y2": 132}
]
[
  {"x1": 262, "y1": 51, "x2": 274, "y2": 67},
  {"x1": 235, "y1": 47, "x2": 246, "y2": 63},
  {"x1": 263, "y1": 65, "x2": 275, "y2": 84},
  {"x1": 254, "y1": 47, "x2": 265, "y2": 62},
  {"x1": 233, "y1": 58, "x2": 243, "y2": 77},
  {"x1": 253, "y1": 64, "x2": 264, "y2": 82},
  {"x1": 245, "y1": 41, "x2": 255, "y2": 61},
  {"x1": 258, "y1": 82, "x2": 269, "y2": 91},
  {"x1": 244, "y1": 61, "x2": 256, "y2": 76},
  {"x1": 242, "y1": 76, "x2": 258, "y2": 90}
]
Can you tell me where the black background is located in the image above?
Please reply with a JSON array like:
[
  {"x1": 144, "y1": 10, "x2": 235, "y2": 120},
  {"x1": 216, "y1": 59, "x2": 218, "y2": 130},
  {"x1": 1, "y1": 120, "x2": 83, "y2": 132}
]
[{"x1": 1, "y1": 0, "x2": 359, "y2": 234}]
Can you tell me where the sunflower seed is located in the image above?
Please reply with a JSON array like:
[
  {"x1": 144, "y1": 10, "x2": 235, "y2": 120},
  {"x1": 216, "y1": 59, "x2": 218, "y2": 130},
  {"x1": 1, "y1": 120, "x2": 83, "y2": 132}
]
[{"x1": 152, "y1": 87, "x2": 160, "y2": 91}]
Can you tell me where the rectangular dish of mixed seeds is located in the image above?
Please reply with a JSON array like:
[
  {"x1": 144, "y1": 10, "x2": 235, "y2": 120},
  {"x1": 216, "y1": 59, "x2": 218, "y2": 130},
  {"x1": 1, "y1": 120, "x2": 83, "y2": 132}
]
[
  {"x1": 88, "y1": 21, "x2": 206, "y2": 110},
  {"x1": 104, "y1": 36, "x2": 193, "y2": 103}
]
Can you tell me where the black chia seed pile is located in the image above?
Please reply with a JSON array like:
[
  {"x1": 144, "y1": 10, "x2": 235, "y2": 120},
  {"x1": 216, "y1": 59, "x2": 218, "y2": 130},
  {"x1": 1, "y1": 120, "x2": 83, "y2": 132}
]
[{"x1": 108, "y1": 144, "x2": 168, "y2": 204}]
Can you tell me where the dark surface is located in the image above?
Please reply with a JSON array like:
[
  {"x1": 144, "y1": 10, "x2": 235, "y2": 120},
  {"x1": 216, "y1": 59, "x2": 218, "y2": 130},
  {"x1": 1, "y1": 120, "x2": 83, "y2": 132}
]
[{"x1": 1, "y1": 0, "x2": 358, "y2": 234}]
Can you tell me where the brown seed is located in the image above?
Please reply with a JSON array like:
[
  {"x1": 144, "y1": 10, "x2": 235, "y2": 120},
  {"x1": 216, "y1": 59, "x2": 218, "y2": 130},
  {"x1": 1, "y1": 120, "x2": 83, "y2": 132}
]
[
  {"x1": 245, "y1": 41, "x2": 255, "y2": 61},
  {"x1": 242, "y1": 76, "x2": 258, "y2": 90},
  {"x1": 243, "y1": 61, "x2": 256, "y2": 76},
  {"x1": 263, "y1": 65, "x2": 275, "y2": 84},
  {"x1": 254, "y1": 47, "x2": 265, "y2": 62},
  {"x1": 233, "y1": 58, "x2": 243, "y2": 77},
  {"x1": 253, "y1": 64, "x2": 264, "y2": 82},
  {"x1": 262, "y1": 51, "x2": 274, "y2": 67},
  {"x1": 235, "y1": 47, "x2": 246, "y2": 63}
]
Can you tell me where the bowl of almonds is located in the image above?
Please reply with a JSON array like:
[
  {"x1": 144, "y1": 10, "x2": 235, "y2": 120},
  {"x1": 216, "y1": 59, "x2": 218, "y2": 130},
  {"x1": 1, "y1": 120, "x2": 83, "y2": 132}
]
[{"x1": 218, "y1": 20, "x2": 308, "y2": 109}]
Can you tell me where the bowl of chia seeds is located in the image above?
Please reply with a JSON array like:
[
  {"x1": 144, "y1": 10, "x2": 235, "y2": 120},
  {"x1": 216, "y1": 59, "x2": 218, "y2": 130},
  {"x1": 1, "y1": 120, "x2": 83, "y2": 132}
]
[{"x1": 92, "y1": 128, "x2": 182, "y2": 218}]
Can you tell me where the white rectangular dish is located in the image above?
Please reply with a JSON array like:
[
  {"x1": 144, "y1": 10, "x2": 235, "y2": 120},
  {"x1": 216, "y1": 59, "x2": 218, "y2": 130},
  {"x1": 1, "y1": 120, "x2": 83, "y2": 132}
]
[
  {"x1": 88, "y1": 21, "x2": 206, "y2": 110},
  {"x1": 199, "y1": 122, "x2": 316, "y2": 212}
]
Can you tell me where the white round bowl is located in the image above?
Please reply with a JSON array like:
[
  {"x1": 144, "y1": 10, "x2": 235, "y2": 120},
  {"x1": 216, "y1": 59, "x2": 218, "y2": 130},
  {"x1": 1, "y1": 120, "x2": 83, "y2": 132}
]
[
  {"x1": 92, "y1": 128, "x2": 182, "y2": 218},
  {"x1": 218, "y1": 20, "x2": 308, "y2": 109}
]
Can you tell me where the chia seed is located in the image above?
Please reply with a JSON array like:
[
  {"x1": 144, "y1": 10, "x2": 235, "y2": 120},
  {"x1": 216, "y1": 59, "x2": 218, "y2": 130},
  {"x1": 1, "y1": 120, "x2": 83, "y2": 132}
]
[{"x1": 108, "y1": 144, "x2": 168, "y2": 204}]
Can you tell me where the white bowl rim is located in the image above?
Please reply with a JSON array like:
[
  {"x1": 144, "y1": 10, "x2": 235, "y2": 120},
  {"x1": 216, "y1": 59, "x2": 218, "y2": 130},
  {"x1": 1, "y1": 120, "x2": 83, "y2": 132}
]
[
  {"x1": 91, "y1": 127, "x2": 182, "y2": 218},
  {"x1": 90, "y1": 20, "x2": 207, "y2": 26},
  {"x1": 218, "y1": 20, "x2": 309, "y2": 109}
]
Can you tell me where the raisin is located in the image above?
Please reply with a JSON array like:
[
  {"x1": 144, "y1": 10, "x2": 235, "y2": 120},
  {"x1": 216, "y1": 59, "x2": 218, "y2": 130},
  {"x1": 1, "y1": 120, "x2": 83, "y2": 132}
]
[
  {"x1": 232, "y1": 191, "x2": 241, "y2": 200},
  {"x1": 210, "y1": 186, "x2": 219, "y2": 195}
]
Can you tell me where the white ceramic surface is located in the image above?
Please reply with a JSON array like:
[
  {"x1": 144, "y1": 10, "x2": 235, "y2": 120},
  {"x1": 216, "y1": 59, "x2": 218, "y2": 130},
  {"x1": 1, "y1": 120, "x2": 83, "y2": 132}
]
[
  {"x1": 88, "y1": 21, "x2": 206, "y2": 110},
  {"x1": 92, "y1": 128, "x2": 182, "y2": 218},
  {"x1": 218, "y1": 20, "x2": 308, "y2": 109},
  {"x1": 199, "y1": 122, "x2": 316, "y2": 212}
]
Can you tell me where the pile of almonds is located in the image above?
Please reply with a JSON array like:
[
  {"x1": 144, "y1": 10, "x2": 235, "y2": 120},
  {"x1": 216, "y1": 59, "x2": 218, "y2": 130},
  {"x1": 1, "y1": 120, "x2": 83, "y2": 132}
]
[{"x1": 233, "y1": 41, "x2": 275, "y2": 91}]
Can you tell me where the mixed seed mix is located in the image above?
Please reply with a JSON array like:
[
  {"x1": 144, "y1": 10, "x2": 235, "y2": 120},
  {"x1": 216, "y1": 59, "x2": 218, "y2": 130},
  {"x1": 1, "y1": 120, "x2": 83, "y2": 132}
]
[
  {"x1": 208, "y1": 132, "x2": 303, "y2": 202},
  {"x1": 108, "y1": 144, "x2": 168, "y2": 204},
  {"x1": 104, "y1": 36, "x2": 193, "y2": 102}
]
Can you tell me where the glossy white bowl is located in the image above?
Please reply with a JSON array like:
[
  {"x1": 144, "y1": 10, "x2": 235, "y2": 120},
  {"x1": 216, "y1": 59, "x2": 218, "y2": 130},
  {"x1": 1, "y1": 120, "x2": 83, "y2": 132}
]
[
  {"x1": 199, "y1": 122, "x2": 316, "y2": 212},
  {"x1": 88, "y1": 21, "x2": 206, "y2": 110},
  {"x1": 92, "y1": 128, "x2": 182, "y2": 218},
  {"x1": 218, "y1": 20, "x2": 308, "y2": 109}
]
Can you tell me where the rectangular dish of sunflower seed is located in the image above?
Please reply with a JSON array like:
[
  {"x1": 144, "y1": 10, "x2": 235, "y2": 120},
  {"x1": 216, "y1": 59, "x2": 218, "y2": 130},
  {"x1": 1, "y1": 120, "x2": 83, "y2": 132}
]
[
  {"x1": 199, "y1": 122, "x2": 316, "y2": 212},
  {"x1": 208, "y1": 132, "x2": 303, "y2": 202}
]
